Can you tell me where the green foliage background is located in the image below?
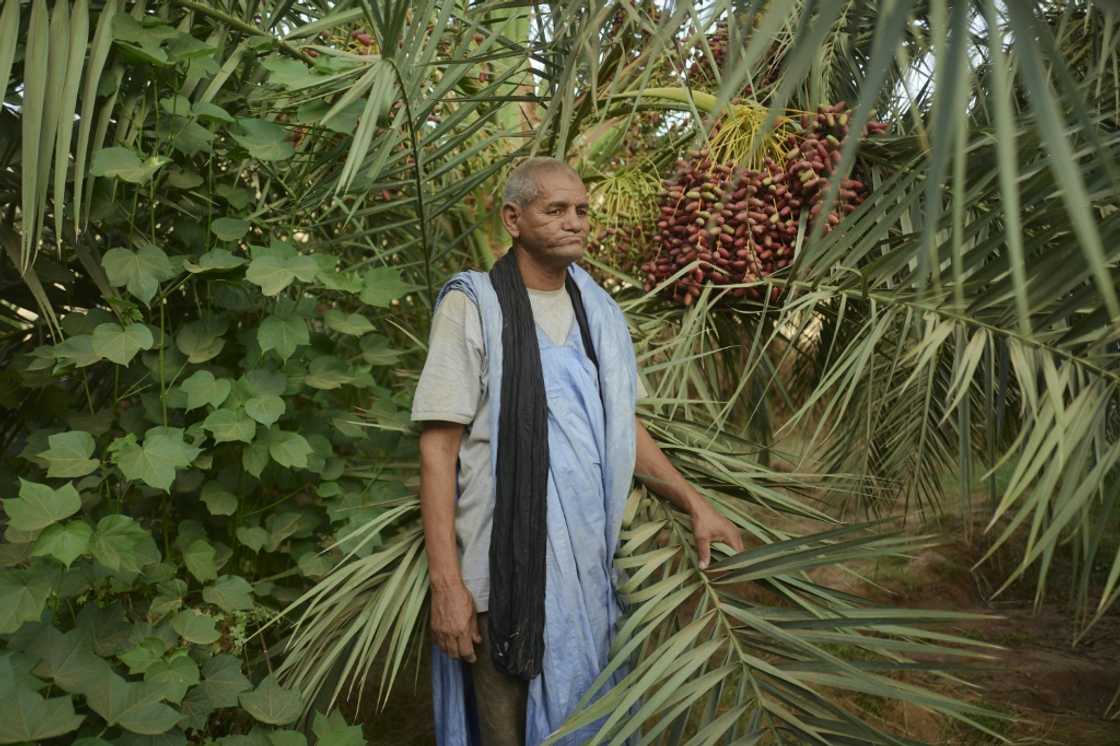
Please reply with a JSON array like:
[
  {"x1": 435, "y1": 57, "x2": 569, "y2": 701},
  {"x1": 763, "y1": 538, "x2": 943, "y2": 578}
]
[{"x1": 0, "y1": 1, "x2": 451, "y2": 741}]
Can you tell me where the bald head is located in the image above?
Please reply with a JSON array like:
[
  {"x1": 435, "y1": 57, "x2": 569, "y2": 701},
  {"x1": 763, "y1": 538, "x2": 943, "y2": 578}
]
[{"x1": 503, "y1": 157, "x2": 583, "y2": 209}]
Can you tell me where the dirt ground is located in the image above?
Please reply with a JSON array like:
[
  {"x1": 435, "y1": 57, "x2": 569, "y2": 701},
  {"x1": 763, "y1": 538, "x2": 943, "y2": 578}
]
[
  {"x1": 328, "y1": 502, "x2": 1120, "y2": 746},
  {"x1": 803, "y1": 508, "x2": 1120, "y2": 746}
]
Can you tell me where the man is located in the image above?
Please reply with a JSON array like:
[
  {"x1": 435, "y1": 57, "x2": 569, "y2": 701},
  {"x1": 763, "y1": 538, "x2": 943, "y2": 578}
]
[{"x1": 412, "y1": 157, "x2": 744, "y2": 746}]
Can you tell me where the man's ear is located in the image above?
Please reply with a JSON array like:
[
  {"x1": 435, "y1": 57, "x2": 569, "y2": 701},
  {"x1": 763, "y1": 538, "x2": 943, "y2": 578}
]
[{"x1": 500, "y1": 203, "x2": 520, "y2": 239}]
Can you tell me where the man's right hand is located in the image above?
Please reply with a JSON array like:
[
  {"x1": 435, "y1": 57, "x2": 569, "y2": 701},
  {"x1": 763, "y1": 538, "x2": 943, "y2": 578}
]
[{"x1": 431, "y1": 580, "x2": 481, "y2": 662}]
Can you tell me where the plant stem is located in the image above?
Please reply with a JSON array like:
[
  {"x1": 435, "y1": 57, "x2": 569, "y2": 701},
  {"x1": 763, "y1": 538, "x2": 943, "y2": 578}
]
[
  {"x1": 80, "y1": 371, "x2": 96, "y2": 415},
  {"x1": 160, "y1": 298, "x2": 167, "y2": 426},
  {"x1": 386, "y1": 58, "x2": 435, "y2": 310},
  {"x1": 170, "y1": 0, "x2": 314, "y2": 62}
]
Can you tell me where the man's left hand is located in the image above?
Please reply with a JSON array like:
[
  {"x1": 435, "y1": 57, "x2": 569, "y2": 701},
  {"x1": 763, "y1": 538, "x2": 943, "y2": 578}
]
[{"x1": 689, "y1": 502, "x2": 745, "y2": 570}]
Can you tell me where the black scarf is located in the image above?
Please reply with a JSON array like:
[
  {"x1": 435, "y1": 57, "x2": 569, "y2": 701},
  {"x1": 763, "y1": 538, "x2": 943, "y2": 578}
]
[{"x1": 487, "y1": 249, "x2": 599, "y2": 680}]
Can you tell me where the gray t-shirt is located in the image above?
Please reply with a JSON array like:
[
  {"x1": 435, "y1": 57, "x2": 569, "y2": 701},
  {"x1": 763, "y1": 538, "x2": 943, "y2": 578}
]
[{"x1": 411, "y1": 287, "x2": 643, "y2": 612}]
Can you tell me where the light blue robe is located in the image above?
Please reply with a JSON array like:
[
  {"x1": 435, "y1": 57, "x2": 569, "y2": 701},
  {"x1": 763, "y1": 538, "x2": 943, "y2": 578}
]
[{"x1": 430, "y1": 264, "x2": 638, "y2": 745}]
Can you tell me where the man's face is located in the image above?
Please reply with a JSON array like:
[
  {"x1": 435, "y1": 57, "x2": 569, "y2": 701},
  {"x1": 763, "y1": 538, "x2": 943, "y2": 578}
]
[{"x1": 503, "y1": 170, "x2": 590, "y2": 268}]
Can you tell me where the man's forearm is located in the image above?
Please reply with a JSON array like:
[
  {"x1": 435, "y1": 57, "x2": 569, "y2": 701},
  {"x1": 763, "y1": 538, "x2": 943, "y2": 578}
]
[
  {"x1": 634, "y1": 417, "x2": 704, "y2": 515},
  {"x1": 418, "y1": 423, "x2": 467, "y2": 591}
]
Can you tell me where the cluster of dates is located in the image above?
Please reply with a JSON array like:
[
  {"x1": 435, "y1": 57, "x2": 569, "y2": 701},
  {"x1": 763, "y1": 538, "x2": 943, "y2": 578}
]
[
  {"x1": 641, "y1": 102, "x2": 888, "y2": 306},
  {"x1": 686, "y1": 21, "x2": 782, "y2": 97}
]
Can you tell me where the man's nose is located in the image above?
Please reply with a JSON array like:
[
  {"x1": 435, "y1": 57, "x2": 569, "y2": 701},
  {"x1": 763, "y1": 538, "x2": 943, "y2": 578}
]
[{"x1": 562, "y1": 208, "x2": 585, "y2": 232}]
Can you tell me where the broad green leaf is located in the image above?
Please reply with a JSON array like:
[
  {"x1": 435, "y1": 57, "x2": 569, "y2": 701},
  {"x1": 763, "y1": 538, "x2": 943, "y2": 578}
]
[
  {"x1": 193, "y1": 101, "x2": 234, "y2": 123},
  {"x1": 211, "y1": 217, "x2": 251, "y2": 242},
  {"x1": 250, "y1": 238, "x2": 296, "y2": 259},
  {"x1": 198, "y1": 655, "x2": 251, "y2": 708},
  {"x1": 3, "y1": 478, "x2": 81, "y2": 532},
  {"x1": 76, "y1": 602, "x2": 133, "y2": 656},
  {"x1": 317, "y1": 268, "x2": 364, "y2": 294},
  {"x1": 176, "y1": 318, "x2": 227, "y2": 363},
  {"x1": 245, "y1": 255, "x2": 291, "y2": 295},
  {"x1": 324, "y1": 309, "x2": 374, "y2": 336},
  {"x1": 114, "y1": 37, "x2": 168, "y2": 65},
  {"x1": 297, "y1": 551, "x2": 332, "y2": 579},
  {"x1": 231, "y1": 118, "x2": 294, "y2": 161},
  {"x1": 0, "y1": 687, "x2": 84, "y2": 742},
  {"x1": 269, "y1": 731, "x2": 308, "y2": 746},
  {"x1": 91, "y1": 322, "x2": 155, "y2": 365},
  {"x1": 203, "y1": 575, "x2": 254, "y2": 612},
  {"x1": 89, "y1": 514, "x2": 160, "y2": 573},
  {"x1": 182, "y1": 249, "x2": 246, "y2": 274},
  {"x1": 311, "y1": 710, "x2": 364, "y2": 746},
  {"x1": 246, "y1": 254, "x2": 319, "y2": 296},
  {"x1": 89, "y1": 146, "x2": 170, "y2": 183},
  {"x1": 118, "y1": 727, "x2": 189, "y2": 744},
  {"x1": 359, "y1": 334, "x2": 405, "y2": 366},
  {"x1": 359, "y1": 266, "x2": 412, "y2": 307},
  {"x1": 258, "y1": 314, "x2": 308, "y2": 361},
  {"x1": 118, "y1": 637, "x2": 165, "y2": 675},
  {"x1": 39, "y1": 430, "x2": 99, "y2": 478},
  {"x1": 145, "y1": 654, "x2": 199, "y2": 704},
  {"x1": 75, "y1": 605, "x2": 136, "y2": 654},
  {"x1": 216, "y1": 183, "x2": 253, "y2": 210},
  {"x1": 0, "y1": 568, "x2": 52, "y2": 633},
  {"x1": 180, "y1": 370, "x2": 232, "y2": 411},
  {"x1": 200, "y1": 482, "x2": 237, "y2": 516},
  {"x1": 267, "y1": 430, "x2": 312, "y2": 469},
  {"x1": 305, "y1": 356, "x2": 352, "y2": 390},
  {"x1": 176, "y1": 682, "x2": 215, "y2": 731},
  {"x1": 0, "y1": 654, "x2": 41, "y2": 700},
  {"x1": 147, "y1": 578, "x2": 186, "y2": 620},
  {"x1": 168, "y1": 118, "x2": 214, "y2": 156},
  {"x1": 114, "y1": 427, "x2": 201, "y2": 492},
  {"x1": 245, "y1": 394, "x2": 285, "y2": 426},
  {"x1": 31, "y1": 520, "x2": 92, "y2": 567},
  {"x1": 172, "y1": 609, "x2": 220, "y2": 645},
  {"x1": 147, "y1": 595, "x2": 182, "y2": 626},
  {"x1": 243, "y1": 369, "x2": 287, "y2": 396},
  {"x1": 262, "y1": 55, "x2": 316, "y2": 89},
  {"x1": 112, "y1": 13, "x2": 175, "y2": 63},
  {"x1": 183, "y1": 539, "x2": 218, "y2": 582},
  {"x1": 85, "y1": 674, "x2": 181, "y2": 734},
  {"x1": 239, "y1": 675, "x2": 302, "y2": 726},
  {"x1": 159, "y1": 94, "x2": 191, "y2": 117},
  {"x1": 53, "y1": 335, "x2": 102, "y2": 367},
  {"x1": 101, "y1": 244, "x2": 175, "y2": 305},
  {"x1": 166, "y1": 166, "x2": 204, "y2": 189},
  {"x1": 2, "y1": 526, "x2": 37, "y2": 545},
  {"x1": 297, "y1": 98, "x2": 363, "y2": 136},
  {"x1": 202, "y1": 408, "x2": 257, "y2": 444},
  {"x1": 286, "y1": 254, "x2": 320, "y2": 282},
  {"x1": 242, "y1": 442, "x2": 270, "y2": 478},
  {"x1": 265, "y1": 511, "x2": 304, "y2": 551},
  {"x1": 28, "y1": 626, "x2": 114, "y2": 693},
  {"x1": 72, "y1": 604, "x2": 131, "y2": 658},
  {"x1": 169, "y1": 32, "x2": 211, "y2": 61},
  {"x1": 236, "y1": 526, "x2": 268, "y2": 553}
]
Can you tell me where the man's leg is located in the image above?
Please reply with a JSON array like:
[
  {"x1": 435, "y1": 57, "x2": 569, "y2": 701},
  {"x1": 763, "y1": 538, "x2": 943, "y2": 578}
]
[{"x1": 468, "y1": 612, "x2": 528, "y2": 746}]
